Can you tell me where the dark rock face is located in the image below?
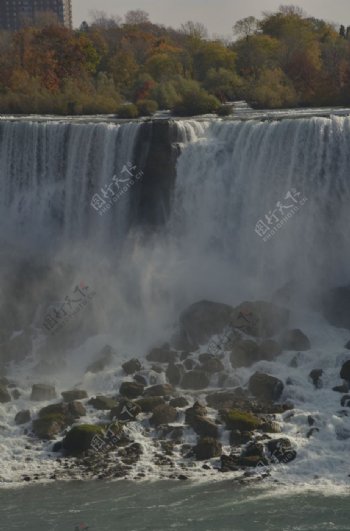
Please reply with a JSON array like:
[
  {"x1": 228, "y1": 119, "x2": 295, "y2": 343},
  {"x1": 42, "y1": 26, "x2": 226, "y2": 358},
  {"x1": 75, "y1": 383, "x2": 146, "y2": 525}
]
[
  {"x1": 62, "y1": 424, "x2": 107, "y2": 455},
  {"x1": 194, "y1": 438, "x2": 222, "y2": 460},
  {"x1": 189, "y1": 416, "x2": 219, "y2": 438},
  {"x1": 166, "y1": 362, "x2": 183, "y2": 386},
  {"x1": 30, "y1": 384, "x2": 56, "y2": 401},
  {"x1": 0, "y1": 384, "x2": 11, "y2": 403},
  {"x1": 267, "y1": 438, "x2": 296, "y2": 463},
  {"x1": 345, "y1": 340, "x2": 350, "y2": 350},
  {"x1": 15, "y1": 409, "x2": 31, "y2": 425},
  {"x1": 340, "y1": 360, "x2": 350, "y2": 381},
  {"x1": 169, "y1": 397, "x2": 189, "y2": 408},
  {"x1": 150, "y1": 404, "x2": 178, "y2": 426},
  {"x1": 323, "y1": 286, "x2": 350, "y2": 330},
  {"x1": 135, "y1": 396, "x2": 165, "y2": 412},
  {"x1": 119, "y1": 381, "x2": 145, "y2": 399},
  {"x1": 248, "y1": 372, "x2": 284, "y2": 402},
  {"x1": 230, "y1": 301, "x2": 289, "y2": 338},
  {"x1": 181, "y1": 370, "x2": 210, "y2": 390},
  {"x1": 110, "y1": 399, "x2": 141, "y2": 421},
  {"x1": 85, "y1": 345, "x2": 114, "y2": 374},
  {"x1": 144, "y1": 384, "x2": 174, "y2": 397},
  {"x1": 122, "y1": 358, "x2": 142, "y2": 375},
  {"x1": 281, "y1": 329, "x2": 311, "y2": 351},
  {"x1": 88, "y1": 396, "x2": 118, "y2": 410},
  {"x1": 61, "y1": 389, "x2": 88, "y2": 402},
  {"x1": 173, "y1": 300, "x2": 233, "y2": 350},
  {"x1": 309, "y1": 369, "x2": 323, "y2": 389},
  {"x1": 333, "y1": 383, "x2": 349, "y2": 393},
  {"x1": 146, "y1": 347, "x2": 178, "y2": 364}
]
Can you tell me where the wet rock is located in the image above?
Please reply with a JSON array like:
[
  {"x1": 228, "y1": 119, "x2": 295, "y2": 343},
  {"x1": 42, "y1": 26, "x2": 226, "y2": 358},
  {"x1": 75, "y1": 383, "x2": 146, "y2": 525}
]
[
  {"x1": 169, "y1": 396, "x2": 189, "y2": 408},
  {"x1": 183, "y1": 358, "x2": 197, "y2": 370},
  {"x1": 248, "y1": 372, "x2": 284, "y2": 402},
  {"x1": 308, "y1": 415, "x2": 316, "y2": 426},
  {"x1": 11, "y1": 389, "x2": 20, "y2": 400},
  {"x1": 340, "y1": 395, "x2": 350, "y2": 407},
  {"x1": 85, "y1": 345, "x2": 114, "y2": 374},
  {"x1": 119, "y1": 381, "x2": 144, "y2": 399},
  {"x1": 322, "y1": 285, "x2": 350, "y2": 330},
  {"x1": 220, "y1": 409, "x2": 262, "y2": 431},
  {"x1": 144, "y1": 384, "x2": 174, "y2": 397},
  {"x1": 200, "y1": 355, "x2": 224, "y2": 374},
  {"x1": 230, "y1": 301, "x2": 289, "y2": 338},
  {"x1": 30, "y1": 384, "x2": 56, "y2": 401},
  {"x1": 242, "y1": 441, "x2": 264, "y2": 458},
  {"x1": 88, "y1": 396, "x2": 118, "y2": 410},
  {"x1": 15, "y1": 409, "x2": 31, "y2": 425},
  {"x1": 267, "y1": 438, "x2": 296, "y2": 463},
  {"x1": 185, "y1": 402, "x2": 207, "y2": 422},
  {"x1": 0, "y1": 384, "x2": 11, "y2": 403},
  {"x1": 166, "y1": 362, "x2": 183, "y2": 386},
  {"x1": 122, "y1": 358, "x2": 142, "y2": 375},
  {"x1": 340, "y1": 360, "x2": 350, "y2": 382},
  {"x1": 194, "y1": 437, "x2": 222, "y2": 460},
  {"x1": 333, "y1": 383, "x2": 349, "y2": 393},
  {"x1": 161, "y1": 425, "x2": 184, "y2": 442},
  {"x1": 189, "y1": 416, "x2": 219, "y2": 438},
  {"x1": 281, "y1": 329, "x2": 311, "y2": 351},
  {"x1": 259, "y1": 339, "x2": 283, "y2": 360},
  {"x1": 133, "y1": 374, "x2": 147, "y2": 386},
  {"x1": 309, "y1": 369, "x2": 323, "y2": 389},
  {"x1": 146, "y1": 347, "x2": 178, "y2": 364},
  {"x1": 110, "y1": 399, "x2": 141, "y2": 421},
  {"x1": 229, "y1": 430, "x2": 253, "y2": 446},
  {"x1": 135, "y1": 396, "x2": 165, "y2": 412},
  {"x1": 205, "y1": 388, "x2": 249, "y2": 410},
  {"x1": 150, "y1": 404, "x2": 178, "y2": 426},
  {"x1": 260, "y1": 420, "x2": 281, "y2": 433},
  {"x1": 67, "y1": 401, "x2": 86, "y2": 418},
  {"x1": 345, "y1": 340, "x2": 350, "y2": 350},
  {"x1": 230, "y1": 340, "x2": 259, "y2": 368},
  {"x1": 62, "y1": 424, "x2": 107, "y2": 455},
  {"x1": 173, "y1": 300, "x2": 233, "y2": 350},
  {"x1": 306, "y1": 427, "x2": 319, "y2": 438},
  {"x1": 32, "y1": 415, "x2": 66, "y2": 439},
  {"x1": 181, "y1": 370, "x2": 210, "y2": 390},
  {"x1": 118, "y1": 442, "x2": 143, "y2": 465},
  {"x1": 61, "y1": 390, "x2": 88, "y2": 402},
  {"x1": 220, "y1": 454, "x2": 267, "y2": 470}
]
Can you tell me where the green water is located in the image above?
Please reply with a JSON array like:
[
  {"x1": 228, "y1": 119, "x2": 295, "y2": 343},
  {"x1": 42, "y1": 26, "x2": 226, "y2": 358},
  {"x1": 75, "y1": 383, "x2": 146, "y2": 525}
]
[{"x1": 1, "y1": 480, "x2": 350, "y2": 530}]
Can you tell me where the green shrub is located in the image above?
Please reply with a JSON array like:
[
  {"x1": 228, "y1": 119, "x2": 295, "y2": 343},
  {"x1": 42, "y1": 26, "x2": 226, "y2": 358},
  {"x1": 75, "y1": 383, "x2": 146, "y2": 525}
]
[
  {"x1": 173, "y1": 89, "x2": 220, "y2": 116},
  {"x1": 136, "y1": 99, "x2": 158, "y2": 116},
  {"x1": 217, "y1": 104, "x2": 234, "y2": 116},
  {"x1": 117, "y1": 103, "x2": 139, "y2": 119}
]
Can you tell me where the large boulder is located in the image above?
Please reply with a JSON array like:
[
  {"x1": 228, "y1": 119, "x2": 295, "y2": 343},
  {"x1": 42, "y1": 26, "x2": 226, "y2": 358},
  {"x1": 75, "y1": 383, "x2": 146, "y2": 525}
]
[
  {"x1": 340, "y1": 360, "x2": 350, "y2": 382},
  {"x1": 62, "y1": 424, "x2": 106, "y2": 455},
  {"x1": 30, "y1": 384, "x2": 56, "y2": 401},
  {"x1": 248, "y1": 372, "x2": 284, "y2": 402},
  {"x1": 122, "y1": 358, "x2": 142, "y2": 375},
  {"x1": 173, "y1": 300, "x2": 233, "y2": 350},
  {"x1": 220, "y1": 409, "x2": 262, "y2": 431},
  {"x1": 230, "y1": 301, "x2": 289, "y2": 338},
  {"x1": 61, "y1": 389, "x2": 88, "y2": 402},
  {"x1": 194, "y1": 437, "x2": 222, "y2": 460},
  {"x1": 281, "y1": 329, "x2": 311, "y2": 351},
  {"x1": 143, "y1": 384, "x2": 174, "y2": 397},
  {"x1": 135, "y1": 396, "x2": 165, "y2": 412},
  {"x1": 32, "y1": 416, "x2": 65, "y2": 439},
  {"x1": 146, "y1": 347, "x2": 178, "y2": 364},
  {"x1": 205, "y1": 388, "x2": 248, "y2": 410},
  {"x1": 150, "y1": 404, "x2": 178, "y2": 426},
  {"x1": 0, "y1": 384, "x2": 11, "y2": 403},
  {"x1": 88, "y1": 396, "x2": 118, "y2": 410},
  {"x1": 15, "y1": 409, "x2": 31, "y2": 425},
  {"x1": 181, "y1": 370, "x2": 210, "y2": 390},
  {"x1": 230, "y1": 339, "x2": 282, "y2": 368},
  {"x1": 323, "y1": 286, "x2": 350, "y2": 330},
  {"x1": 119, "y1": 381, "x2": 144, "y2": 399},
  {"x1": 266, "y1": 438, "x2": 296, "y2": 463},
  {"x1": 110, "y1": 399, "x2": 141, "y2": 421},
  {"x1": 166, "y1": 362, "x2": 184, "y2": 386}
]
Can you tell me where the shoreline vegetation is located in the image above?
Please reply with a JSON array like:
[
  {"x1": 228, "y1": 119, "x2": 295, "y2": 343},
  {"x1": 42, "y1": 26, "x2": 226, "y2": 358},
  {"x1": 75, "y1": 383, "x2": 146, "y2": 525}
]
[{"x1": 1, "y1": 6, "x2": 350, "y2": 117}]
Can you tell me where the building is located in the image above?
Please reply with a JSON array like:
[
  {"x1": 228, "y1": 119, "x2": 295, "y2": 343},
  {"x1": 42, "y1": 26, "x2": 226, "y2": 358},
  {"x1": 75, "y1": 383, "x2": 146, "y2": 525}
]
[{"x1": 0, "y1": 0, "x2": 73, "y2": 31}]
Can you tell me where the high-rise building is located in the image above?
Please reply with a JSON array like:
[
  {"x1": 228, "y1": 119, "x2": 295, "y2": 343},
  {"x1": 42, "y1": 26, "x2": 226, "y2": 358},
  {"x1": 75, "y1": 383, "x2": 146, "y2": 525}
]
[{"x1": 0, "y1": 0, "x2": 73, "y2": 31}]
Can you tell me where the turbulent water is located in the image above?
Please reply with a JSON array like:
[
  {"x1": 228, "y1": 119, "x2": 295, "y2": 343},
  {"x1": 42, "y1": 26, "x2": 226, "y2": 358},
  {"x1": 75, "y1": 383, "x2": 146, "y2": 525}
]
[{"x1": 1, "y1": 111, "x2": 350, "y2": 512}]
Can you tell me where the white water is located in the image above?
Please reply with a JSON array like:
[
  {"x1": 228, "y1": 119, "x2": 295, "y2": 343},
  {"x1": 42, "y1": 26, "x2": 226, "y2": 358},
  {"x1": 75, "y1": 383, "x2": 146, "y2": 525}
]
[{"x1": 1, "y1": 114, "x2": 350, "y2": 489}]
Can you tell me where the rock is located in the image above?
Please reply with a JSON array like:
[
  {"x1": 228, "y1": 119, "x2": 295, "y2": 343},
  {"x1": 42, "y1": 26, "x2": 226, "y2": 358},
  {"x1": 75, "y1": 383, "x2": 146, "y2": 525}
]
[
  {"x1": 229, "y1": 430, "x2": 253, "y2": 446},
  {"x1": 340, "y1": 395, "x2": 350, "y2": 407},
  {"x1": 281, "y1": 329, "x2": 311, "y2": 351},
  {"x1": 258, "y1": 339, "x2": 283, "y2": 360},
  {"x1": 61, "y1": 389, "x2": 88, "y2": 402},
  {"x1": 38, "y1": 402, "x2": 67, "y2": 418},
  {"x1": 345, "y1": 340, "x2": 350, "y2": 350},
  {"x1": 309, "y1": 369, "x2": 323, "y2": 389},
  {"x1": 166, "y1": 362, "x2": 183, "y2": 386},
  {"x1": 181, "y1": 370, "x2": 210, "y2": 390},
  {"x1": 242, "y1": 442, "x2": 264, "y2": 458},
  {"x1": 62, "y1": 424, "x2": 106, "y2": 455},
  {"x1": 169, "y1": 397, "x2": 189, "y2": 408},
  {"x1": 189, "y1": 416, "x2": 219, "y2": 438},
  {"x1": 110, "y1": 399, "x2": 141, "y2": 421},
  {"x1": 340, "y1": 360, "x2": 350, "y2": 382},
  {"x1": 220, "y1": 454, "x2": 267, "y2": 470},
  {"x1": 200, "y1": 356, "x2": 224, "y2": 374},
  {"x1": 185, "y1": 402, "x2": 207, "y2": 422},
  {"x1": 119, "y1": 381, "x2": 144, "y2": 399},
  {"x1": 173, "y1": 300, "x2": 233, "y2": 350},
  {"x1": 11, "y1": 389, "x2": 20, "y2": 400},
  {"x1": 135, "y1": 396, "x2": 165, "y2": 412},
  {"x1": 306, "y1": 427, "x2": 319, "y2": 438},
  {"x1": 230, "y1": 340, "x2": 259, "y2": 368},
  {"x1": 146, "y1": 347, "x2": 178, "y2": 364},
  {"x1": 260, "y1": 420, "x2": 281, "y2": 433},
  {"x1": 220, "y1": 409, "x2": 262, "y2": 431},
  {"x1": 32, "y1": 413, "x2": 66, "y2": 439},
  {"x1": 88, "y1": 396, "x2": 118, "y2": 410},
  {"x1": 194, "y1": 437, "x2": 222, "y2": 460},
  {"x1": 122, "y1": 358, "x2": 142, "y2": 375},
  {"x1": 161, "y1": 425, "x2": 184, "y2": 442},
  {"x1": 183, "y1": 359, "x2": 197, "y2": 370},
  {"x1": 15, "y1": 410, "x2": 31, "y2": 425},
  {"x1": 30, "y1": 384, "x2": 56, "y2": 401},
  {"x1": 266, "y1": 438, "x2": 296, "y2": 463},
  {"x1": 230, "y1": 300, "x2": 289, "y2": 338},
  {"x1": 0, "y1": 384, "x2": 11, "y2": 403},
  {"x1": 144, "y1": 384, "x2": 174, "y2": 397},
  {"x1": 323, "y1": 285, "x2": 350, "y2": 330},
  {"x1": 133, "y1": 374, "x2": 147, "y2": 386},
  {"x1": 150, "y1": 404, "x2": 178, "y2": 426},
  {"x1": 205, "y1": 388, "x2": 249, "y2": 410},
  {"x1": 248, "y1": 372, "x2": 284, "y2": 402},
  {"x1": 333, "y1": 384, "x2": 349, "y2": 393},
  {"x1": 67, "y1": 401, "x2": 86, "y2": 418},
  {"x1": 85, "y1": 345, "x2": 114, "y2": 374},
  {"x1": 118, "y1": 442, "x2": 143, "y2": 465}
]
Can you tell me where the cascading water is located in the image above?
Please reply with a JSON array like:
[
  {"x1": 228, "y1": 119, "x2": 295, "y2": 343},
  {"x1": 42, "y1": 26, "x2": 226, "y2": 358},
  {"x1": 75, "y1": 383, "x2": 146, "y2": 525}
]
[{"x1": 1, "y1": 113, "x2": 350, "y2": 487}]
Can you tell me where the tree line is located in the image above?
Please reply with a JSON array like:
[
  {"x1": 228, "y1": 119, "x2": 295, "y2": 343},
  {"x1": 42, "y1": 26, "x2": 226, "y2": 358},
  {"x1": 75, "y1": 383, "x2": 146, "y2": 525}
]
[{"x1": 0, "y1": 5, "x2": 349, "y2": 116}]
